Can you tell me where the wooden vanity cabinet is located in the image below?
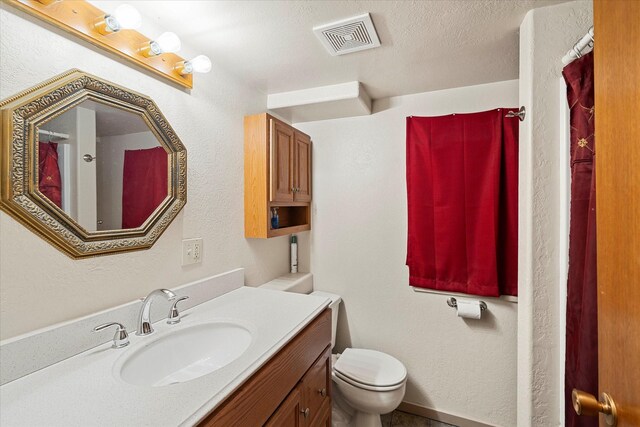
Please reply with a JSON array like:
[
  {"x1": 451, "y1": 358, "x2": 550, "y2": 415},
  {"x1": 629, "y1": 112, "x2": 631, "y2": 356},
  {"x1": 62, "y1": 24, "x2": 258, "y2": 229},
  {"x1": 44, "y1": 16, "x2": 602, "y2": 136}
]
[
  {"x1": 300, "y1": 347, "x2": 331, "y2": 426},
  {"x1": 265, "y1": 387, "x2": 304, "y2": 427},
  {"x1": 267, "y1": 347, "x2": 331, "y2": 427},
  {"x1": 198, "y1": 309, "x2": 331, "y2": 427},
  {"x1": 244, "y1": 113, "x2": 312, "y2": 238}
]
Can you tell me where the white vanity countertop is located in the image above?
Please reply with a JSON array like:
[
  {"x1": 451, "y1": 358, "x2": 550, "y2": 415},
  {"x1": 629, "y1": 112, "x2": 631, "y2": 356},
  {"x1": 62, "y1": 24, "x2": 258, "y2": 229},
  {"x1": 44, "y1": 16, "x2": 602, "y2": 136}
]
[{"x1": 0, "y1": 287, "x2": 330, "y2": 427}]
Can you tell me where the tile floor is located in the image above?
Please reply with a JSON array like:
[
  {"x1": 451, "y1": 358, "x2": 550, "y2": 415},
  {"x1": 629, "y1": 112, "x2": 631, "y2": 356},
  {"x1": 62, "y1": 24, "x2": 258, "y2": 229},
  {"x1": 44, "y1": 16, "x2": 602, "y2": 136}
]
[{"x1": 381, "y1": 410, "x2": 458, "y2": 427}]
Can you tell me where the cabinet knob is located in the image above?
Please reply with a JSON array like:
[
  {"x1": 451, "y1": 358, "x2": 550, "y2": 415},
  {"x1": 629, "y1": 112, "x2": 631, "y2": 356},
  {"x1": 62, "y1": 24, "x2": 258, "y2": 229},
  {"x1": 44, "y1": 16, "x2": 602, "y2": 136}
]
[
  {"x1": 318, "y1": 388, "x2": 327, "y2": 397},
  {"x1": 301, "y1": 408, "x2": 310, "y2": 418}
]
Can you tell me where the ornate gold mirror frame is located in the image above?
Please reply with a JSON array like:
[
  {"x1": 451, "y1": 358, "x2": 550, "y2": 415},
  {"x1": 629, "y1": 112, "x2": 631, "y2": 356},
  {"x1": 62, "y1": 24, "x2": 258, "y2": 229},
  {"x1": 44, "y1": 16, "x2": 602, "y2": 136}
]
[{"x1": 0, "y1": 69, "x2": 187, "y2": 258}]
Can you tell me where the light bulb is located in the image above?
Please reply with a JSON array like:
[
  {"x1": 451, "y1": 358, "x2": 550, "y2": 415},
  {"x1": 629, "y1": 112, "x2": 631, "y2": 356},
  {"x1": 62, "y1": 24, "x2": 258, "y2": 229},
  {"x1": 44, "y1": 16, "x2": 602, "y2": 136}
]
[
  {"x1": 188, "y1": 55, "x2": 212, "y2": 73},
  {"x1": 95, "y1": 3, "x2": 142, "y2": 34},
  {"x1": 176, "y1": 55, "x2": 212, "y2": 75},
  {"x1": 143, "y1": 32, "x2": 182, "y2": 57},
  {"x1": 112, "y1": 4, "x2": 142, "y2": 30},
  {"x1": 155, "y1": 32, "x2": 181, "y2": 53}
]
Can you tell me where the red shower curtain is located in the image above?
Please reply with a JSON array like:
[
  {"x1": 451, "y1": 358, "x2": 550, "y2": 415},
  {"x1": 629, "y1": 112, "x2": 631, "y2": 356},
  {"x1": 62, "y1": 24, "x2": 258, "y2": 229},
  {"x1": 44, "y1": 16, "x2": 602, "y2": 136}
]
[
  {"x1": 122, "y1": 146, "x2": 168, "y2": 229},
  {"x1": 406, "y1": 109, "x2": 518, "y2": 297},
  {"x1": 38, "y1": 141, "x2": 62, "y2": 208},
  {"x1": 563, "y1": 51, "x2": 598, "y2": 427}
]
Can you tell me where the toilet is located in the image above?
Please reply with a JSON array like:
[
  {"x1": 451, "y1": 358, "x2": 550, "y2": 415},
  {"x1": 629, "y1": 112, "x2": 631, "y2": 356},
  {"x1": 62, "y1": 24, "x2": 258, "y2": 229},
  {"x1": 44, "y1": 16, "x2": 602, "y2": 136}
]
[{"x1": 311, "y1": 291, "x2": 407, "y2": 427}]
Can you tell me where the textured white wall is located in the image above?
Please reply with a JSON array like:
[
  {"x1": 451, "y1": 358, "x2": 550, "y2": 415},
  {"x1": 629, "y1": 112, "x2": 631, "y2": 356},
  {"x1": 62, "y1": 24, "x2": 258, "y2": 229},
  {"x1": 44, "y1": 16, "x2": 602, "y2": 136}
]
[
  {"x1": 517, "y1": 2, "x2": 593, "y2": 426},
  {"x1": 0, "y1": 6, "x2": 295, "y2": 340},
  {"x1": 296, "y1": 81, "x2": 519, "y2": 427}
]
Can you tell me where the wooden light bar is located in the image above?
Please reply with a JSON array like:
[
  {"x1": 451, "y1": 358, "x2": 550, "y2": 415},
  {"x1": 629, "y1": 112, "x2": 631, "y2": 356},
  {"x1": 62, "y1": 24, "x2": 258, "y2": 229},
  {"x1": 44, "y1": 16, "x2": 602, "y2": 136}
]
[{"x1": 6, "y1": 0, "x2": 194, "y2": 89}]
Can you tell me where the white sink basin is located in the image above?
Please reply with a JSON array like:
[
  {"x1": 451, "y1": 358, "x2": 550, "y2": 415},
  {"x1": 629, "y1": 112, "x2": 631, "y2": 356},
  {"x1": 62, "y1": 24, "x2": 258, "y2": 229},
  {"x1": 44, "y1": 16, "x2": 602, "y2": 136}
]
[{"x1": 117, "y1": 322, "x2": 252, "y2": 387}]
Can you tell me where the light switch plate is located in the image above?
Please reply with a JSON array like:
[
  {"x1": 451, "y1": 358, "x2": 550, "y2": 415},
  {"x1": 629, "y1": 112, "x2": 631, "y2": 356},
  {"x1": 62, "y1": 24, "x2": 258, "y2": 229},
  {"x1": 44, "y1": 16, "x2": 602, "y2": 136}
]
[{"x1": 182, "y1": 238, "x2": 203, "y2": 265}]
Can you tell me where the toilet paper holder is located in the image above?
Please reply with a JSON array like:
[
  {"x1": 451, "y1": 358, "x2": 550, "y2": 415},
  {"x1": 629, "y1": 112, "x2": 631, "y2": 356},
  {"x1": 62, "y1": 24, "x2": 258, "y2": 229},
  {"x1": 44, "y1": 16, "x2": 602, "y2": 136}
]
[{"x1": 447, "y1": 297, "x2": 487, "y2": 311}]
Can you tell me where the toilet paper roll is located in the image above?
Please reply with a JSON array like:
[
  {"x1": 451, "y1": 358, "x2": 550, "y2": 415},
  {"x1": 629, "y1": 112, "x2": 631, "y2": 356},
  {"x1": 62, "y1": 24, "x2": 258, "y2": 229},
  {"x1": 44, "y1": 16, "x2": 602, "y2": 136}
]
[{"x1": 456, "y1": 299, "x2": 482, "y2": 319}]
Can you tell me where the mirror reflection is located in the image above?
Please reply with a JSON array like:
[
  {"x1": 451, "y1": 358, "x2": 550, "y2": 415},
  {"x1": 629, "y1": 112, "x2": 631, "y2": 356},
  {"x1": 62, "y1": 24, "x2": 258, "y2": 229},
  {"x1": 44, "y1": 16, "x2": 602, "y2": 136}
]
[{"x1": 38, "y1": 100, "x2": 168, "y2": 231}]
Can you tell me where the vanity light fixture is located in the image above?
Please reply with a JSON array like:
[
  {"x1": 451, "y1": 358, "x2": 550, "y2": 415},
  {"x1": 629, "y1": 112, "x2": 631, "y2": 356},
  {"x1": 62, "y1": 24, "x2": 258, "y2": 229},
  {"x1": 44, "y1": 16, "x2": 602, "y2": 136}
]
[
  {"x1": 175, "y1": 55, "x2": 212, "y2": 75},
  {"x1": 94, "y1": 4, "x2": 142, "y2": 35},
  {"x1": 139, "y1": 32, "x2": 182, "y2": 57},
  {"x1": 6, "y1": 0, "x2": 193, "y2": 88}
]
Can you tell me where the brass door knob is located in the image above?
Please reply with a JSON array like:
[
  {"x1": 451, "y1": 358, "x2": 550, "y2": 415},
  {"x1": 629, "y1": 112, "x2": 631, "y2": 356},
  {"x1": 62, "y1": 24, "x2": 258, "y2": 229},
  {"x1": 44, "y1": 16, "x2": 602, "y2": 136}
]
[
  {"x1": 572, "y1": 389, "x2": 618, "y2": 426},
  {"x1": 318, "y1": 388, "x2": 327, "y2": 397}
]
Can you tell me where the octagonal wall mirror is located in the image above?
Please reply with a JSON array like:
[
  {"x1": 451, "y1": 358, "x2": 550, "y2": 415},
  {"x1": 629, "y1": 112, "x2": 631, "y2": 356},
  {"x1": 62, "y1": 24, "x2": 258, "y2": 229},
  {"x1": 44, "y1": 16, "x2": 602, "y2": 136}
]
[{"x1": 0, "y1": 69, "x2": 187, "y2": 258}]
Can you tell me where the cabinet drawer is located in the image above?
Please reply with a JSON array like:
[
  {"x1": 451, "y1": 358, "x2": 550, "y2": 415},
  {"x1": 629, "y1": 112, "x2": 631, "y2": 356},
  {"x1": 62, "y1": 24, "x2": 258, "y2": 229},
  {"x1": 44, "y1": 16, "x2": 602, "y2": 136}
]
[{"x1": 302, "y1": 346, "x2": 331, "y2": 426}]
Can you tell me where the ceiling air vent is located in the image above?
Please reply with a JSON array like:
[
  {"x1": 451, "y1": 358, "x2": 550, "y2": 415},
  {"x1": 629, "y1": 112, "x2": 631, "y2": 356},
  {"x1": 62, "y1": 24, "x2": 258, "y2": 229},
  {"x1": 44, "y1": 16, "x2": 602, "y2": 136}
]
[{"x1": 313, "y1": 13, "x2": 381, "y2": 56}]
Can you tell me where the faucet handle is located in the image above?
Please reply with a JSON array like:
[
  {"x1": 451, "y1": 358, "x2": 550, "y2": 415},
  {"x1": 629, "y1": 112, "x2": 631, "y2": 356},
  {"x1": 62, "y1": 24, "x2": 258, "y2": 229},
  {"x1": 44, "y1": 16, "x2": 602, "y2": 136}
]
[
  {"x1": 167, "y1": 296, "x2": 189, "y2": 325},
  {"x1": 94, "y1": 322, "x2": 129, "y2": 349}
]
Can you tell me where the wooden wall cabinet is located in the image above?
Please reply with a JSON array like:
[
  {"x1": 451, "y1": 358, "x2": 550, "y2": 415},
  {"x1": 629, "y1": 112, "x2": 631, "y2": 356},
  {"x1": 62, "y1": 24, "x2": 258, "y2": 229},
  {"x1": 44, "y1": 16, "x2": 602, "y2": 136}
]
[
  {"x1": 293, "y1": 132, "x2": 312, "y2": 203},
  {"x1": 199, "y1": 309, "x2": 331, "y2": 427},
  {"x1": 245, "y1": 113, "x2": 312, "y2": 238}
]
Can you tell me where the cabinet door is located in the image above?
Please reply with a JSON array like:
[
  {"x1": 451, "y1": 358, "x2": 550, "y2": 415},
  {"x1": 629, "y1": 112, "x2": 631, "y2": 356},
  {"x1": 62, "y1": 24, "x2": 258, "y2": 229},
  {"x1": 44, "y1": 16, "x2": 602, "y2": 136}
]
[
  {"x1": 294, "y1": 132, "x2": 312, "y2": 203},
  {"x1": 301, "y1": 347, "x2": 331, "y2": 426},
  {"x1": 309, "y1": 399, "x2": 331, "y2": 427},
  {"x1": 271, "y1": 119, "x2": 294, "y2": 202},
  {"x1": 265, "y1": 386, "x2": 303, "y2": 427}
]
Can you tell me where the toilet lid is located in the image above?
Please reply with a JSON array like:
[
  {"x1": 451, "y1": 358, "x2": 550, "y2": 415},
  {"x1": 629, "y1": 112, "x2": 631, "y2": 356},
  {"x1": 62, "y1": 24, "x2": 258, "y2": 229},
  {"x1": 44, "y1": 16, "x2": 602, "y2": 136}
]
[
  {"x1": 333, "y1": 348, "x2": 407, "y2": 387},
  {"x1": 333, "y1": 370, "x2": 404, "y2": 392}
]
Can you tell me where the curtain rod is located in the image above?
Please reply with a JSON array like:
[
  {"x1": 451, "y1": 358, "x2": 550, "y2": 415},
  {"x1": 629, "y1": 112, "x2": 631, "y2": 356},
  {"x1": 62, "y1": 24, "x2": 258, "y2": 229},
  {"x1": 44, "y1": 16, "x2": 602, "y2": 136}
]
[
  {"x1": 561, "y1": 26, "x2": 594, "y2": 65},
  {"x1": 38, "y1": 129, "x2": 70, "y2": 141}
]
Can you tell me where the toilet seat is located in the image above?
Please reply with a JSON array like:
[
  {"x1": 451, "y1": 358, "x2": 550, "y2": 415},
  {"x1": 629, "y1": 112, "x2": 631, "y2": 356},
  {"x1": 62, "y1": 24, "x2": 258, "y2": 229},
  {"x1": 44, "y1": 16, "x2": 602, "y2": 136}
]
[
  {"x1": 333, "y1": 370, "x2": 405, "y2": 392},
  {"x1": 333, "y1": 348, "x2": 407, "y2": 391}
]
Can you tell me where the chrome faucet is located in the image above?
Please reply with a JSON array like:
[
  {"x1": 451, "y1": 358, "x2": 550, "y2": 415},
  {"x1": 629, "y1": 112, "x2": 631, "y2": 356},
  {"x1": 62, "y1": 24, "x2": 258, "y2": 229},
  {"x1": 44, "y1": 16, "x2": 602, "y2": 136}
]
[{"x1": 137, "y1": 289, "x2": 176, "y2": 336}]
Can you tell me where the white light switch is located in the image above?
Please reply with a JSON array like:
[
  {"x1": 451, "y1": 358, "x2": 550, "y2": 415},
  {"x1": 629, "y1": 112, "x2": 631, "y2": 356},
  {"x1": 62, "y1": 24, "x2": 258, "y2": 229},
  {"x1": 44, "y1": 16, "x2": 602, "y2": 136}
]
[{"x1": 182, "y1": 238, "x2": 203, "y2": 265}]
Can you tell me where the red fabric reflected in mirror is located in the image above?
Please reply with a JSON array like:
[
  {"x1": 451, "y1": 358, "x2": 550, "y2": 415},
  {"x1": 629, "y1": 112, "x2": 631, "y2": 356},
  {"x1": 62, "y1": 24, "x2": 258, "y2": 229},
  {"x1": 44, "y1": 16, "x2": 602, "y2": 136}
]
[
  {"x1": 122, "y1": 146, "x2": 168, "y2": 229},
  {"x1": 38, "y1": 141, "x2": 62, "y2": 208}
]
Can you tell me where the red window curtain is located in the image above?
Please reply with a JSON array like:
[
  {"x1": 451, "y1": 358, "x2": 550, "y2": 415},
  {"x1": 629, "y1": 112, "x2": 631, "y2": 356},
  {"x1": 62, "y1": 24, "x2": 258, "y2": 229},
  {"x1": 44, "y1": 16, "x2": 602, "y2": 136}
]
[
  {"x1": 122, "y1": 147, "x2": 168, "y2": 229},
  {"x1": 406, "y1": 109, "x2": 518, "y2": 297},
  {"x1": 38, "y1": 141, "x2": 62, "y2": 208},
  {"x1": 563, "y1": 51, "x2": 598, "y2": 427}
]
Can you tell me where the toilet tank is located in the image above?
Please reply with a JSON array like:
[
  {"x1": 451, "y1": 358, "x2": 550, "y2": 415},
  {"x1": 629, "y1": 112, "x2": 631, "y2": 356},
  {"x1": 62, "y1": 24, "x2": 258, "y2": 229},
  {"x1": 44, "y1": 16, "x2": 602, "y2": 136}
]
[
  {"x1": 310, "y1": 291, "x2": 341, "y2": 349},
  {"x1": 258, "y1": 273, "x2": 313, "y2": 294}
]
